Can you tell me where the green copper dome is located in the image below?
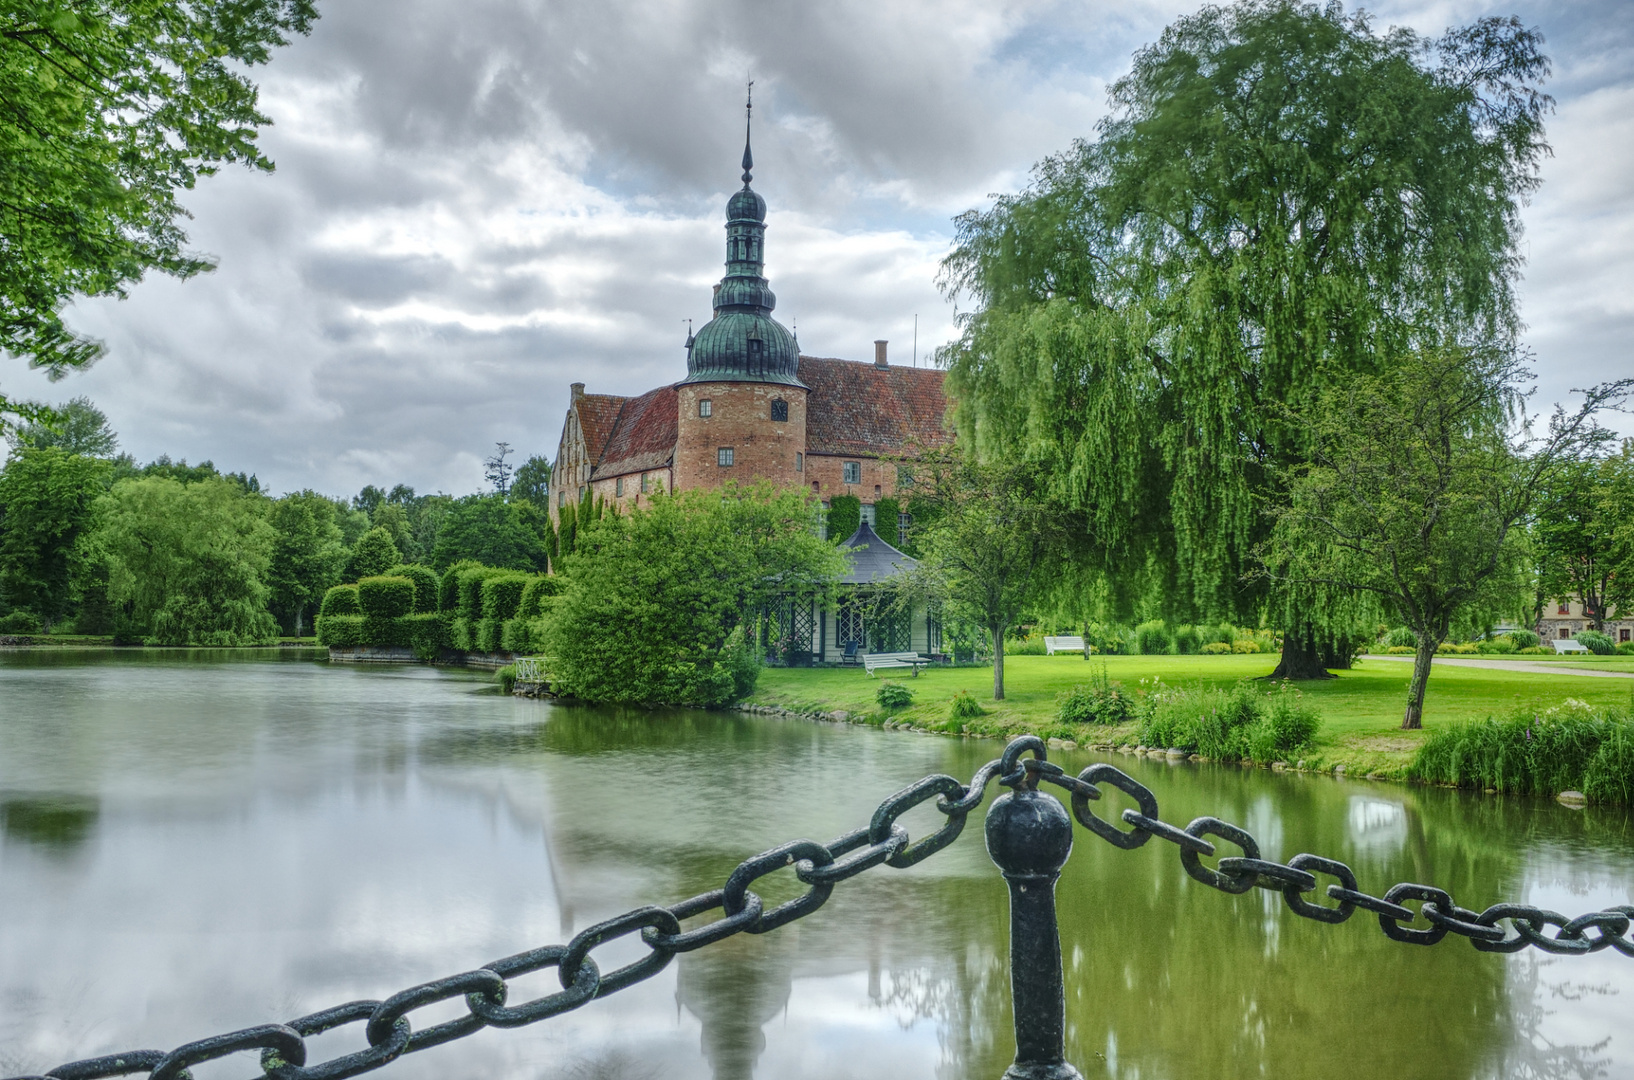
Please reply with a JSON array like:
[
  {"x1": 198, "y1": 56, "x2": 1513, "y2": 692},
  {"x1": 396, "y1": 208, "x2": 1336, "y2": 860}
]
[{"x1": 684, "y1": 99, "x2": 803, "y2": 388}]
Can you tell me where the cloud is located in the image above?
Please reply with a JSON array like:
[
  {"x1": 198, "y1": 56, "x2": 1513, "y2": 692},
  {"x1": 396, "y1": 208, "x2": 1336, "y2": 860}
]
[{"x1": 8, "y1": 0, "x2": 1631, "y2": 494}]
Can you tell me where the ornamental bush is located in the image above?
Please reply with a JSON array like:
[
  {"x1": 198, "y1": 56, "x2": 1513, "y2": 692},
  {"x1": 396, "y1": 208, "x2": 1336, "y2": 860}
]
[
  {"x1": 1508, "y1": 628, "x2": 1540, "y2": 649},
  {"x1": 1056, "y1": 667, "x2": 1134, "y2": 725},
  {"x1": 318, "y1": 584, "x2": 361, "y2": 617},
  {"x1": 1384, "y1": 626, "x2": 1417, "y2": 648},
  {"x1": 402, "y1": 613, "x2": 445, "y2": 660},
  {"x1": 457, "y1": 566, "x2": 508, "y2": 621},
  {"x1": 1134, "y1": 619, "x2": 1171, "y2": 655},
  {"x1": 950, "y1": 690, "x2": 987, "y2": 720},
  {"x1": 500, "y1": 617, "x2": 532, "y2": 654},
  {"x1": 1475, "y1": 636, "x2": 1517, "y2": 654},
  {"x1": 475, "y1": 617, "x2": 505, "y2": 653},
  {"x1": 346, "y1": 527, "x2": 401, "y2": 581},
  {"x1": 387, "y1": 564, "x2": 439, "y2": 613},
  {"x1": 1576, "y1": 631, "x2": 1615, "y2": 655},
  {"x1": 1200, "y1": 641, "x2": 1233, "y2": 655},
  {"x1": 449, "y1": 617, "x2": 474, "y2": 652},
  {"x1": 316, "y1": 614, "x2": 366, "y2": 647},
  {"x1": 481, "y1": 575, "x2": 531, "y2": 620},
  {"x1": 1171, "y1": 624, "x2": 1201, "y2": 655},
  {"x1": 357, "y1": 576, "x2": 415, "y2": 618},
  {"x1": 876, "y1": 681, "x2": 914, "y2": 710}
]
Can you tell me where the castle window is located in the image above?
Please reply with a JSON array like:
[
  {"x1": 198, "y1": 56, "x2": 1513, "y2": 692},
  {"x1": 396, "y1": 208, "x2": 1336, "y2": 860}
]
[
  {"x1": 811, "y1": 481, "x2": 819, "y2": 492},
  {"x1": 699, "y1": 399, "x2": 712, "y2": 418},
  {"x1": 615, "y1": 477, "x2": 624, "y2": 497},
  {"x1": 1558, "y1": 603, "x2": 1570, "y2": 615},
  {"x1": 641, "y1": 473, "x2": 650, "y2": 493},
  {"x1": 558, "y1": 490, "x2": 565, "y2": 508},
  {"x1": 718, "y1": 448, "x2": 734, "y2": 467},
  {"x1": 899, "y1": 512, "x2": 913, "y2": 546},
  {"x1": 771, "y1": 398, "x2": 788, "y2": 422},
  {"x1": 843, "y1": 461, "x2": 861, "y2": 484},
  {"x1": 796, "y1": 452, "x2": 803, "y2": 471}
]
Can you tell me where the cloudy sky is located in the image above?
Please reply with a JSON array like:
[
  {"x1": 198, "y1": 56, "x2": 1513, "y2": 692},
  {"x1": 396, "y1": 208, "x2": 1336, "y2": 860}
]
[{"x1": 6, "y1": 0, "x2": 1631, "y2": 497}]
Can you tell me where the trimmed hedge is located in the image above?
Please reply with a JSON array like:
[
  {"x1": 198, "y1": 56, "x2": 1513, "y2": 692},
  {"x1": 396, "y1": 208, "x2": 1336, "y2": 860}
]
[
  {"x1": 475, "y1": 617, "x2": 505, "y2": 653},
  {"x1": 319, "y1": 584, "x2": 361, "y2": 618},
  {"x1": 450, "y1": 617, "x2": 474, "y2": 652},
  {"x1": 358, "y1": 576, "x2": 415, "y2": 618},
  {"x1": 518, "y1": 576, "x2": 563, "y2": 619},
  {"x1": 403, "y1": 613, "x2": 445, "y2": 659},
  {"x1": 457, "y1": 566, "x2": 508, "y2": 621},
  {"x1": 388, "y1": 564, "x2": 440, "y2": 613},
  {"x1": 317, "y1": 614, "x2": 366, "y2": 647},
  {"x1": 439, "y1": 560, "x2": 484, "y2": 613},
  {"x1": 481, "y1": 575, "x2": 531, "y2": 621}
]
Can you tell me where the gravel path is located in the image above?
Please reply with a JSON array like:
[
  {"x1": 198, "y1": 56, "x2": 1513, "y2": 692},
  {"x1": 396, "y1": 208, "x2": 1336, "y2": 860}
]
[{"x1": 1365, "y1": 654, "x2": 1634, "y2": 679}]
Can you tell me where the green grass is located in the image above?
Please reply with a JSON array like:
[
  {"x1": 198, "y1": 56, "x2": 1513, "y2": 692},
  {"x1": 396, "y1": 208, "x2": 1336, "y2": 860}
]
[{"x1": 747, "y1": 654, "x2": 1634, "y2": 779}]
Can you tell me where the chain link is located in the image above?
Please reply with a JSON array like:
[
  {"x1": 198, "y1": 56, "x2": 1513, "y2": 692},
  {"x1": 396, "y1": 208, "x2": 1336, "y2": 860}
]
[{"x1": 9, "y1": 738, "x2": 1629, "y2": 1080}]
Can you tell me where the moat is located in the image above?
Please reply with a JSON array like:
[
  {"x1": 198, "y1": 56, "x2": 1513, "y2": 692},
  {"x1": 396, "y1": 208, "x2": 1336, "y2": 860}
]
[{"x1": 2, "y1": 650, "x2": 1631, "y2": 1079}]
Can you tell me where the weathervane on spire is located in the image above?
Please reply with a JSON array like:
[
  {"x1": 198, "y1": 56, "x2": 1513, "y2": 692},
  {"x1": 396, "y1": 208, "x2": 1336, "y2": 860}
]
[{"x1": 741, "y1": 79, "x2": 754, "y2": 187}]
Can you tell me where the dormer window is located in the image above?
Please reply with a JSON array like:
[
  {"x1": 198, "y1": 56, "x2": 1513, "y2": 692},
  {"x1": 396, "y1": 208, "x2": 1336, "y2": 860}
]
[
  {"x1": 771, "y1": 399, "x2": 788, "y2": 422},
  {"x1": 699, "y1": 399, "x2": 712, "y2": 418}
]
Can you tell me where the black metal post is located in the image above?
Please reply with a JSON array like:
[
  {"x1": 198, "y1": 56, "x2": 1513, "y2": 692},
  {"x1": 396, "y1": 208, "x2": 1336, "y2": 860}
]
[{"x1": 985, "y1": 784, "x2": 1082, "y2": 1080}]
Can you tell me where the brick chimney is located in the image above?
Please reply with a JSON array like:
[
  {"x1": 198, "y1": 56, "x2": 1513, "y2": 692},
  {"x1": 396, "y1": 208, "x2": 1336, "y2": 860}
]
[{"x1": 874, "y1": 340, "x2": 888, "y2": 367}]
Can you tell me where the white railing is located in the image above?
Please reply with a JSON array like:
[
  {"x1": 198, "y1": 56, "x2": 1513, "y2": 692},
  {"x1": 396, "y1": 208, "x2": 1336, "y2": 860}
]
[{"x1": 513, "y1": 657, "x2": 550, "y2": 682}]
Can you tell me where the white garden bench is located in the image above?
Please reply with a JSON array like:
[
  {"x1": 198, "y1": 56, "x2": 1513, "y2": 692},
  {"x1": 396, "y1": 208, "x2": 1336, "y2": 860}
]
[
  {"x1": 1044, "y1": 635, "x2": 1087, "y2": 655},
  {"x1": 1551, "y1": 639, "x2": 1590, "y2": 654},
  {"x1": 863, "y1": 652, "x2": 931, "y2": 677}
]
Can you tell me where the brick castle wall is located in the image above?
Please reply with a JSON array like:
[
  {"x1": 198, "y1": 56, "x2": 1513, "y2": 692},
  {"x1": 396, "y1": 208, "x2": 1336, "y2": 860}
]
[{"x1": 674, "y1": 382, "x2": 808, "y2": 491}]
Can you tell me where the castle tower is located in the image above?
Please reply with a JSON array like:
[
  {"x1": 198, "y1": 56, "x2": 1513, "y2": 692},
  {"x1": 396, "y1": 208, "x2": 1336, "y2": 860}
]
[{"x1": 673, "y1": 88, "x2": 809, "y2": 492}]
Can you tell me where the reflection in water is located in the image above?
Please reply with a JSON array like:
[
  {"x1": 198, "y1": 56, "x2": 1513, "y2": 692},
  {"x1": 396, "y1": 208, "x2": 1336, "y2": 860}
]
[
  {"x1": 0, "y1": 651, "x2": 1630, "y2": 1080},
  {"x1": 0, "y1": 797, "x2": 98, "y2": 852}
]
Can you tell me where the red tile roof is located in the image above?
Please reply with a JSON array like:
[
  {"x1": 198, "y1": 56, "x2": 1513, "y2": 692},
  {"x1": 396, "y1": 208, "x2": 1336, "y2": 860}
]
[
  {"x1": 591, "y1": 385, "x2": 678, "y2": 480},
  {"x1": 575, "y1": 393, "x2": 627, "y2": 464},
  {"x1": 798, "y1": 356, "x2": 950, "y2": 458}
]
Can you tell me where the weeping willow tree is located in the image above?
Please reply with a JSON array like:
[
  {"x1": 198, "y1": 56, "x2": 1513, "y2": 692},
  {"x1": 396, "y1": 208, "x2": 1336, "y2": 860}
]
[{"x1": 939, "y1": 0, "x2": 1551, "y2": 677}]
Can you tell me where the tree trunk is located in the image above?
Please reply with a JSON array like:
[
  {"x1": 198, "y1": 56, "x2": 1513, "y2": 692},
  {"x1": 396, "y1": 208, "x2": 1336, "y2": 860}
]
[
  {"x1": 992, "y1": 624, "x2": 1006, "y2": 700},
  {"x1": 294, "y1": 606, "x2": 305, "y2": 639},
  {"x1": 1402, "y1": 635, "x2": 1440, "y2": 730},
  {"x1": 1268, "y1": 624, "x2": 1337, "y2": 681}
]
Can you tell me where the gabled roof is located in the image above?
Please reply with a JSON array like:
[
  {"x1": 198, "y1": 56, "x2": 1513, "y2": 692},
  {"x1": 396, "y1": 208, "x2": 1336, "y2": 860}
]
[
  {"x1": 798, "y1": 356, "x2": 950, "y2": 459},
  {"x1": 575, "y1": 393, "x2": 628, "y2": 464},
  {"x1": 590, "y1": 385, "x2": 679, "y2": 480},
  {"x1": 838, "y1": 520, "x2": 917, "y2": 585}
]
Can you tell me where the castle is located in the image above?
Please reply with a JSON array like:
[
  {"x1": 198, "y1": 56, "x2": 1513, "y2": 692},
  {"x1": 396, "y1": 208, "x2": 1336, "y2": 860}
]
[{"x1": 547, "y1": 105, "x2": 949, "y2": 527}]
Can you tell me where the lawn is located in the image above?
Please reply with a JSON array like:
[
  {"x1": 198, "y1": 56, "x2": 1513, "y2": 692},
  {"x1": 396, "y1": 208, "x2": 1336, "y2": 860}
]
[{"x1": 746, "y1": 653, "x2": 1634, "y2": 778}]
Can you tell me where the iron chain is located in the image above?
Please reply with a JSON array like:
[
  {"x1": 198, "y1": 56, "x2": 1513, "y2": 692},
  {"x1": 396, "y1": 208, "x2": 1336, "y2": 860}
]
[{"x1": 9, "y1": 737, "x2": 1629, "y2": 1080}]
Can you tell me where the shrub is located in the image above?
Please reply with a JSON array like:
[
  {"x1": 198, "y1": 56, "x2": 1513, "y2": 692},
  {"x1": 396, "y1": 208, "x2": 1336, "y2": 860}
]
[
  {"x1": 1138, "y1": 683, "x2": 1321, "y2": 763},
  {"x1": 1436, "y1": 642, "x2": 1478, "y2": 654},
  {"x1": 361, "y1": 615, "x2": 409, "y2": 648},
  {"x1": 1618, "y1": 641, "x2": 1634, "y2": 656},
  {"x1": 1520, "y1": 645, "x2": 1551, "y2": 654},
  {"x1": 387, "y1": 564, "x2": 439, "y2": 613},
  {"x1": 876, "y1": 682, "x2": 914, "y2": 710},
  {"x1": 1384, "y1": 627, "x2": 1417, "y2": 648},
  {"x1": 475, "y1": 617, "x2": 504, "y2": 653},
  {"x1": 950, "y1": 691, "x2": 987, "y2": 720},
  {"x1": 438, "y1": 560, "x2": 483, "y2": 613},
  {"x1": 1576, "y1": 630, "x2": 1615, "y2": 655},
  {"x1": 1135, "y1": 619, "x2": 1171, "y2": 655},
  {"x1": 1056, "y1": 667, "x2": 1134, "y2": 725},
  {"x1": 357, "y1": 576, "x2": 415, "y2": 618},
  {"x1": 316, "y1": 614, "x2": 366, "y2": 647},
  {"x1": 1475, "y1": 637, "x2": 1517, "y2": 654},
  {"x1": 318, "y1": 584, "x2": 361, "y2": 618},
  {"x1": 1172, "y1": 624, "x2": 1201, "y2": 655},
  {"x1": 1198, "y1": 641, "x2": 1229, "y2": 655},
  {"x1": 497, "y1": 664, "x2": 517, "y2": 694},
  {"x1": 1410, "y1": 701, "x2": 1634, "y2": 803},
  {"x1": 518, "y1": 576, "x2": 563, "y2": 619},
  {"x1": 1507, "y1": 628, "x2": 1540, "y2": 649},
  {"x1": 0, "y1": 610, "x2": 42, "y2": 634},
  {"x1": 481, "y1": 575, "x2": 532, "y2": 621},
  {"x1": 1083, "y1": 622, "x2": 1130, "y2": 655},
  {"x1": 1005, "y1": 635, "x2": 1047, "y2": 655},
  {"x1": 457, "y1": 566, "x2": 507, "y2": 621},
  {"x1": 1231, "y1": 639, "x2": 1261, "y2": 654}
]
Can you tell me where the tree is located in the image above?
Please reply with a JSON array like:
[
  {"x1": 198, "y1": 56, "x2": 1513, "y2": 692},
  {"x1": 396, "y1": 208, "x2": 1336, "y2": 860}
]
[
  {"x1": 511, "y1": 455, "x2": 552, "y2": 510},
  {"x1": 0, "y1": 447, "x2": 111, "y2": 627},
  {"x1": 891, "y1": 452, "x2": 1067, "y2": 700},
  {"x1": 1265, "y1": 348, "x2": 1623, "y2": 729},
  {"x1": 430, "y1": 493, "x2": 549, "y2": 572},
  {"x1": 12, "y1": 397, "x2": 117, "y2": 457},
  {"x1": 1533, "y1": 448, "x2": 1634, "y2": 632},
  {"x1": 1, "y1": 0, "x2": 316, "y2": 425},
  {"x1": 267, "y1": 491, "x2": 347, "y2": 636},
  {"x1": 345, "y1": 526, "x2": 400, "y2": 581},
  {"x1": 89, "y1": 475, "x2": 278, "y2": 645},
  {"x1": 939, "y1": 1, "x2": 1552, "y2": 679},
  {"x1": 484, "y1": 442, "x2": 514, "y2": 496},
  {"x1": 545, "y1": 484, "x2": 844, "y2": 706}
]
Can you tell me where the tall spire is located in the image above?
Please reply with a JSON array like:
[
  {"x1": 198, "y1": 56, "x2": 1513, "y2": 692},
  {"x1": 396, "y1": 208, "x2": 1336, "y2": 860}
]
[{"x1": 741, "y1": 80, "x2": 754, "y2": 186}]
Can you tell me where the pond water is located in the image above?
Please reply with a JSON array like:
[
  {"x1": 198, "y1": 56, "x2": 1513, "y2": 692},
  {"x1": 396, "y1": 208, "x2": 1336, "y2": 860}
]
[{"x1": 1, "y1": 652, "x2": 1631, "y2": 1080}]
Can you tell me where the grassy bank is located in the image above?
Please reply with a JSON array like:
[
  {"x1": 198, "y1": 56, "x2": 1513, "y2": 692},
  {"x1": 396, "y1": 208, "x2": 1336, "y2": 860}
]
[{"x1": 746, "y1": 654, "x2": 1634, "y2": 780}]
